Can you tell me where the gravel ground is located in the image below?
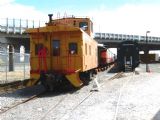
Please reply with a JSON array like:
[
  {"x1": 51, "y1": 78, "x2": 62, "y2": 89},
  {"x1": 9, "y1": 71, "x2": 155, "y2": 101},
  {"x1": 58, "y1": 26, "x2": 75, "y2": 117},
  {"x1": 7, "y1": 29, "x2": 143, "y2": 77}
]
[
  {"x1": 0, "y1": 85, "x2": 45, "y2": 112},
  {"x1": 1, "y1": 64, "x2": 160, "y2": 120},
  {"x1": 137, "y1": 63, "x2": 160, "y2": 73}
]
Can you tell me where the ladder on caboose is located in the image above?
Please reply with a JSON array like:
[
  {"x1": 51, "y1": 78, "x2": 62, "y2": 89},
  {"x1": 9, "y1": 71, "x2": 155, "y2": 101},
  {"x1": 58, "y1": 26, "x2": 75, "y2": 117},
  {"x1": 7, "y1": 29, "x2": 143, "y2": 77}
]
[{"x1": 124, "y1": 56, "x2": 132, "y2": 72}]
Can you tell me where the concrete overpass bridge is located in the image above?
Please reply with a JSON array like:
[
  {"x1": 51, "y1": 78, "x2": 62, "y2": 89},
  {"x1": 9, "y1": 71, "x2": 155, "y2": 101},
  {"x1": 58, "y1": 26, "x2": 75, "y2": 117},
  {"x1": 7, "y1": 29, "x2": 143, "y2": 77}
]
[
  {"x1": 0, "y1": 18, "x2": 46, "y2": 71},
  {"x1": 0, "y1": 32, "x2": 29, "y2": 53},
  {"x1": 94, "y1": 33, "x2": 160, "y2": 51},
  {"x1": 1, "y1": 18, "x2": 160, "y2": 53},
  {"x1": 0, "y1": 18, "x2": 46, "y2": 53}
]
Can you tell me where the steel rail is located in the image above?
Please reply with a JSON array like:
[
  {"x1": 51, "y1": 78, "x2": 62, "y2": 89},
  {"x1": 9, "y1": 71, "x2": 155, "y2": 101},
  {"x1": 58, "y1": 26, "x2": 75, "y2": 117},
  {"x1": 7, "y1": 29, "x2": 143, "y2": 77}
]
[{"x1": 0, "y1": 90, "x2": 46, "y2": 114}]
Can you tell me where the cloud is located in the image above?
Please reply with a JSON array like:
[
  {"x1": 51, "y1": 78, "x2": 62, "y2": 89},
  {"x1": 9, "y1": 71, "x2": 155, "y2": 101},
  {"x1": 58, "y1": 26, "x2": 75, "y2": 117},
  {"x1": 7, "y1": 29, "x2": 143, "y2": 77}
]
[
  {"x1": 0, "y1": 0, "x2": 47, "y2": 27},
  {"x1": 1, "y1": 1, "x2": 160, "y2": 37},
  {"x1": 88, "y1": 4, "x2": 160, "y2": 36},
  {"x1": 0, "y1": 0, "x2": 46, "y2": 21},
  {"x1": 0, "y1": 0, "x2": 14, "y2": 6}
]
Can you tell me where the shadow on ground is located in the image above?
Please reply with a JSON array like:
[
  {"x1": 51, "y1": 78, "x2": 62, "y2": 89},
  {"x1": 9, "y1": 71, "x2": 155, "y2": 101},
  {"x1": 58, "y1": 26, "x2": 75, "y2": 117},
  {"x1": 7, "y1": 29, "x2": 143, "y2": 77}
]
[
  {"x1": 0, "y1": 84, "x2": 79, "y2": 98},
  {"x1": 152, "y1": 110, "x2": 160, "y2": 120},
  {"x1": 108, "y1": 65, "x2": 119, "y2": 73}
]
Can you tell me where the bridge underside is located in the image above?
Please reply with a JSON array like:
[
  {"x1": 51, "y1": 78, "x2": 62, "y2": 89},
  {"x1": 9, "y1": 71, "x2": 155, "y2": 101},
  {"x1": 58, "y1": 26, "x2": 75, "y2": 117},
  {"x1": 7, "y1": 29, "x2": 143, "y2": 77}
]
[
  {"x1": 0, "y1": 33, "x2": 30, "y2": 53},
  {"x1": 0, "y1": 34, "x2": 160, "y2": 53},
  {"x1": 95, "y1": 38, "x2": 160, "y2": 51}
]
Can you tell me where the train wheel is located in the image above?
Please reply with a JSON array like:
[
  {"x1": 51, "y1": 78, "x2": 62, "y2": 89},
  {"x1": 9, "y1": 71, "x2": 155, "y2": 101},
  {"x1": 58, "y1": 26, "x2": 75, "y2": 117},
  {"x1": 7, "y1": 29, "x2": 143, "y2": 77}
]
[
  {"x1": 86, "y1": 71, "x2": 94, "y2": 84},
  {"x1": 39, "y1": 73, "x2": 50, "y2": 91},
  {"x1": 39, "y1": 73, "x2": 57, "y2": 91},
  {"x1": 79, "y1": 72, "x2": 92, "y2": 85},
  {"x1": 89, "y1": 71, "x2": 95, "y2": 80}
]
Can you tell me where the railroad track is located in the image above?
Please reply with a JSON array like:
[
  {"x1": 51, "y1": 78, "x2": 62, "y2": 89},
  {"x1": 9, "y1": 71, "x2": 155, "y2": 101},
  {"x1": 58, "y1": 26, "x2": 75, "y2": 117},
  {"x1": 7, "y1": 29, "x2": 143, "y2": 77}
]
[
  {"x1": 0, "y1": 82, "x2": 75, "y2": 115},
  {"x1": 96, "y1": 71, "x2": 125, "y2": 89},
  {"x1": 113, "y1": 71, "x2": 135, "y2": 120},
  {"x1": 0, "y1": 79, "x2": 30, "y2": 94},
  {"x1": 108, "y1": 72, "x2": 125, "y2": 80},
  {"x1": 55, "y1": 72, "x2": 133, "y2": 120},
  {"x1": 40, "y1": 72, "x2": 125, "y2": 120},
  {"x1": 39, "y1": 90, "x2": 93, "y2": 120},
  {"x1": 0, "y1": 71, "x2": 126, "y2": 118},
  {"x1": 0, "y1": 89, "x2": 46, "y2": 114}
]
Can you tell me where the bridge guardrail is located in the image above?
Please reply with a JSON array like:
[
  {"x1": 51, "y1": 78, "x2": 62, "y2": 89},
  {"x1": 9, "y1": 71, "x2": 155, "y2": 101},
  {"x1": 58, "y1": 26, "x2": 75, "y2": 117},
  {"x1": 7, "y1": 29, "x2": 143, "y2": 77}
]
[
  {"x1": 94, "y1": 32, "x2": 160, "y2": 43},
  {"x1": 0, "y1": 18, "x2": 46, "y2": 34}
]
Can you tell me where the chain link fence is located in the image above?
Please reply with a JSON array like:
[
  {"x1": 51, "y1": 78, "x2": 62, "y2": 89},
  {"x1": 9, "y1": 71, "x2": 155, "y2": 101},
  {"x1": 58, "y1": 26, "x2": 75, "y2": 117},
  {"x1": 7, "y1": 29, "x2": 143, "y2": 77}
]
[{"x1": 0, "y1": 51, "x2": 30, "y2": 84}]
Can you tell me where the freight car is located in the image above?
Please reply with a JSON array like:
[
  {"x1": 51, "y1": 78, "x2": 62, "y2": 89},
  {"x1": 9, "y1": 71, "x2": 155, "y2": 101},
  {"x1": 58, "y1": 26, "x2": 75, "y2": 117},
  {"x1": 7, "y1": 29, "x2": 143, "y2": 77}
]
[
  {"x1": 117, "y1": 40, "x2": 140, "y2": 72},
  {"x1": 140, "y1": 53, "x2": 159, "y2": 63},
  {"x1": 25, "y1": 14, "x2": 115, "y2": 90},
  {"x1": 98, "y1": 45, "x2": 115, "y2": 68}
]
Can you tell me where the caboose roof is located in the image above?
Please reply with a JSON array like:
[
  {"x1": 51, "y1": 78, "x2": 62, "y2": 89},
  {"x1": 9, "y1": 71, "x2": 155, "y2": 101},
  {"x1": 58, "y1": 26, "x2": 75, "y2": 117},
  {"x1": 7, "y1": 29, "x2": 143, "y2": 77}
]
[{"x1": 25, "y1": 25, "x2": 82, "y2": 33}]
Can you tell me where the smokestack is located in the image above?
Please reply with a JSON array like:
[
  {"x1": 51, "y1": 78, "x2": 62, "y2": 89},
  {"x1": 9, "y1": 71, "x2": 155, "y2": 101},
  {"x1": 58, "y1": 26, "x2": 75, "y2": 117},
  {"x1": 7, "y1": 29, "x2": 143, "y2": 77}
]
[{"x1": 48, "y1": 14, "x2": 53, "y2": 23}]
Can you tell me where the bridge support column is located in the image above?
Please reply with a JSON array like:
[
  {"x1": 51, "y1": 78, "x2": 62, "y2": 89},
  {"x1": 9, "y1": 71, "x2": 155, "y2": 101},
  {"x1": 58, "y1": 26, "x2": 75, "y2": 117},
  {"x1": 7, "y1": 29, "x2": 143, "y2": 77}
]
[
  {"x1": 145, "y1": 50, "x2": 149, "y2": 72},
  {"x1": 9, "y1": 45, "x2": 14, "y2": 71}
]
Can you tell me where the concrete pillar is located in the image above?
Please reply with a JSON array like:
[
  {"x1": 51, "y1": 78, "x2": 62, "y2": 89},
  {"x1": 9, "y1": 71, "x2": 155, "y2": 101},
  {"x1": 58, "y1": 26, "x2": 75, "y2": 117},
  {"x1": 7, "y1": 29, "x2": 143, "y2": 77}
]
[
  {"x1": 26, "y1": 19, "x2": 28, "y2": 28},
  {"x1": 39, "y1": 20, "x2": 40, "y2": 27},
  {"x1": 32, "y1": 20, "x2": 34, "y2": 28},
  {"x1": 6, "y1": 18, "x2": 9, "y2": 34},
  {"x1": 144, "y1": 49, "x2": 149, "y2": 63},
  {"x1": 13, "y1": 18, "x2": 15, "y2": 34},
  {"x1": 9, "y1": 45, "x2": 14, "y2": 71},
  {"x1": 144, "y1": 49, "x2": 149, "y2": 72},
  {"x1": 20, "y1": 19, "x2": 22, "y2": 34}
]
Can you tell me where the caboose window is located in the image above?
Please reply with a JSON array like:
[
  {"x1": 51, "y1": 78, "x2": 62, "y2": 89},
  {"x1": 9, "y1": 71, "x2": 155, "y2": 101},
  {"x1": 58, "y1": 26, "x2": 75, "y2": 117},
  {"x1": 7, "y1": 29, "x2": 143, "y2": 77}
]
[
  {"x1": 52, "y1": 40, "x2": 60, "y2": 56},
  {"x1": 79, "y1": 22, "x2": 88, "y2": 31},
  {"x1": 69, "y1": 43, "x2": 77, "y2": 54},
  {"x1": 35, "y1": 43, "x2": 43, "y2": 55}
]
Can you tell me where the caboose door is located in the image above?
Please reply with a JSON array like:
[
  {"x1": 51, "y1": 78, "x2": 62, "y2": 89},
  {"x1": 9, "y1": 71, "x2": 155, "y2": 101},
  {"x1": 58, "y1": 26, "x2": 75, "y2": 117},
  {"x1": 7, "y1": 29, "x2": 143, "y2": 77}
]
[{"x1": 51, "y1": 40, "x2": 61, "y2": 71}]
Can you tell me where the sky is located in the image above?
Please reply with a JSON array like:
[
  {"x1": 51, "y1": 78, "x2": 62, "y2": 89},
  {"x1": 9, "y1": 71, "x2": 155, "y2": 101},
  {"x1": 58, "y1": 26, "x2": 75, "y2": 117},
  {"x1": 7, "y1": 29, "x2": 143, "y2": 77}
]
[{"x1": 1, "y1": 0, "x2": 160, "y2": 37}]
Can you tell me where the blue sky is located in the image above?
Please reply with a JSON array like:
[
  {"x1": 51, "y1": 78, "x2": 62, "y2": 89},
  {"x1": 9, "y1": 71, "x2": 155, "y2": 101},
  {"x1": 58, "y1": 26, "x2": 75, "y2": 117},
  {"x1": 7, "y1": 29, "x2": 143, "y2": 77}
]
[
  {"x1": 1, "y1": 0, "x2": 160, "y2": 36},
  {"x1": 14, "y1": 0, "x2": 160, "y2": 8},
  {"x1": 14, "y1": 0, "x2": 160, "y2": 13},
  {"x1": 14, "y1": 0, "x2": 122, "y2": 10}
]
